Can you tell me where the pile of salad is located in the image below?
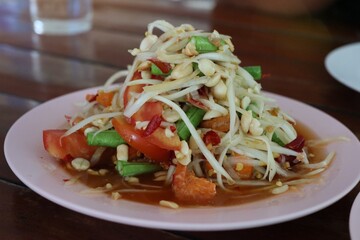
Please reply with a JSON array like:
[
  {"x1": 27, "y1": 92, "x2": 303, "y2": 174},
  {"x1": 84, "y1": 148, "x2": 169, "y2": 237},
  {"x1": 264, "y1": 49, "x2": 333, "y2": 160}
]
[{"x1": 43, "y1": 20, "x2": 335, "y2": 207}]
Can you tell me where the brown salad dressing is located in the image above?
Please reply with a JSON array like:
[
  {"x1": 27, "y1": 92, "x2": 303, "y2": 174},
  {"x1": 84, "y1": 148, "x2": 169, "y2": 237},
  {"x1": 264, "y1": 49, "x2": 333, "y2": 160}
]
[{"x1": 62, "y1": 122, "x2": 327, "y2": 207}]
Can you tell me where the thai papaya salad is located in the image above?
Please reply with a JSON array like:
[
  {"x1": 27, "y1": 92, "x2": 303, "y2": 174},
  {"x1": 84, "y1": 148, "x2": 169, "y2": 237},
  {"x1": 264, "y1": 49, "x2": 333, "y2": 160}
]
[{"x1": 43, "y1": 20, "x2": 336, "y2": 207}]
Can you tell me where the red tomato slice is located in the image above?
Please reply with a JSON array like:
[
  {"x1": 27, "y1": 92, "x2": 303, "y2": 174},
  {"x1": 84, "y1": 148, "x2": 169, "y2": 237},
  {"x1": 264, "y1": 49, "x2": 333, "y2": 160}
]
[
  {"x1": 124, "y1": 87, "x2": 143, "y2": 108},
  {"x1": 112, "y1": 116, "x2": 171, "y2": 163},
  {"x1": 146, "y1": 127, "x2": 181, "y2": 151},
  {"x1": 124, "y1": 71, "x2": 142, "y2": 107},
  {"x1": 132, "y1": 102, "x2": 163, "y2": 122},
  {"x1": 123, "y1": 71, "x2": 163, "y2": 122},
  {"x1": 43, "y1": 130, "x2": 68, "y2": 160},
  {"x1": 43, "y1": 130, "x2": 96, "y2": 161}
]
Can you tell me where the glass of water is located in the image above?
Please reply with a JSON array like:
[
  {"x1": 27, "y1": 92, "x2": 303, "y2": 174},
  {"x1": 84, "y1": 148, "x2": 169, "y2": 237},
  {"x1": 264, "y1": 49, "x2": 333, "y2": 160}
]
[{"x1": 30, "y1": 0, "x2": 93, "y2": 35}]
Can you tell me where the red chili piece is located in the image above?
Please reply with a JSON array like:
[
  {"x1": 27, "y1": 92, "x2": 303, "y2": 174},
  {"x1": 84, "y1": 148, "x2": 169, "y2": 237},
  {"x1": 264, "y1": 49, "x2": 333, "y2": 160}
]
[
  {"x1": 276, "y1": 135, "x2": 305, "y2": 166},
  {"x1": 285, "y1": 135, "x2": 305, "y2": 152},
  {"x1": 170, "y1": 125, "x2": 176, "y2": 132},
  {"x1": 203, "y1": 130, "x2": 221, "y2": 146},
  {"x1": 132, "y1": 70, "x2": 142, "y2": 80},
  {"x1": 151, "y1": 74, "x2": 165, "y2": 80},
  {"x1": 143, "y1": 115, "x2": 162, "y2": 137},
  {"x1": 86, "y1": 93, "x2": 98, "y2": 102},
  {"x1": 198, "y1": 86, "x2": 208, "y2": 98},
  {"x1": 186, "y1": 94, "x2": 208, "y2": 110}
]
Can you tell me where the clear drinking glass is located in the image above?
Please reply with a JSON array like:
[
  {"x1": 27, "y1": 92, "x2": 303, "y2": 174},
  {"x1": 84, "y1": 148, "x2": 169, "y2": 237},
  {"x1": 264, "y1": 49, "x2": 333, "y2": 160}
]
[{"x1": 30, "y1": 0, "x2": 93, "y2": 35}]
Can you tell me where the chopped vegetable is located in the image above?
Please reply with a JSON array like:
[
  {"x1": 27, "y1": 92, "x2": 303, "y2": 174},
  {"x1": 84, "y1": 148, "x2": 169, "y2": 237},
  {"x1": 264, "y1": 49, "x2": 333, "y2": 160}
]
[
  {"x1": 112, "y1": 116, "x2": 171, "y2": 162},
  {"x1": 276, "y1": 136, "x2": 306, "y2": 166},
  {"x1": 145, "y1": 127, "x2": 182, "y2": 151},
  {"x1": 272, "y1": 132, "x2": 285, "y2": 146},
  {"x1": 176, "y1": 106, "x2": 206, "y2": 140},
  {"x1": 143, "y1": 115, "x2": 162, "y2": 137},
  {"x1": 190, "y1": 36, "x2": 218, "y2": 53},
  {"x1": 243, "y1": 66, "x2": 262, "y2": 80},
  {"x1": 116, "y1": 160, "x2": 161, "y2": 177},
  {"x1": 87, "y1": 130, "x2": 126, "y2": 147},
  {"x1": 286, "y1": 135, "x2": 305, "y2": 152},
  {"x1": 43, "y1": 130, "x2": 96, "y2": 161},
  {"x1": 132, "y1": 102, "x2": 163, "y2": 122},
  {"x1": 192, "y1": 62, "x2": 205, "y2": 77},
  {"x1": 151, "y1": 63, "x2": 166, "y2": 75},
  {"x1": 149, "y1": 58, "x2": 172, "y2": 75}
]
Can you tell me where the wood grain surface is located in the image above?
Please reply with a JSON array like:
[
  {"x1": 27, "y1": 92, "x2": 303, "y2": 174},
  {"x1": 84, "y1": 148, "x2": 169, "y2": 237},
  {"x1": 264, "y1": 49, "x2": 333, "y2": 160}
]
[{"x1": 1, "y1": 0, "x2": 359, "y2": 239}]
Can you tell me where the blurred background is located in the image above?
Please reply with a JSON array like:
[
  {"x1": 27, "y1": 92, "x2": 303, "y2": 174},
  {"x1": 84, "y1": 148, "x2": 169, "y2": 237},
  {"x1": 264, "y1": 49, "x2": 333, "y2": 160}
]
[{"x1": 0, "y1": 0, "x2": 359, "y2": 98}]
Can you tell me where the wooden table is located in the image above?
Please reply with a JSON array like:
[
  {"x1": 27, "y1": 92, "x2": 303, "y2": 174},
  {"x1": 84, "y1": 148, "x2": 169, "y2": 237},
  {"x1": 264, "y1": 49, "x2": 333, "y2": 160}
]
[{"x1": 1, "y1": 0, "x2": 359, "y2": 239}]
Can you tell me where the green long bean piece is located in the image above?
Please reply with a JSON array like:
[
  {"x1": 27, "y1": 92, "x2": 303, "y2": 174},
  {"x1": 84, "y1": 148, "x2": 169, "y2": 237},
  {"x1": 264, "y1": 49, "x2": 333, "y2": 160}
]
[
  {"x1": 176, "y1": 106, "x2": 206, "y2": 141},
  {"x1": 243, "y1": 66, "x2": 262, "y2": 80},
  {"x1": 116, "y1": 160, "x2": 161, "y2": 177},
  {"x1": 151, "y1": 63, "x2": 164, "y2": 75},
  {"x1": 272, "y1": 132, "x2": 285, "y2": 146},
  {"x1": 86, "y1": 130, "x2": 126, "y2": 148},
  {"x1": 190, "y1": 36, "x2": 218, "y2": 53}
]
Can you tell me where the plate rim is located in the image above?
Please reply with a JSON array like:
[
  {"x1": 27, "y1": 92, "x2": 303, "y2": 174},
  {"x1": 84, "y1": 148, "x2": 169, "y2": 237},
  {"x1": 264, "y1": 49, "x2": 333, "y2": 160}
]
[
  {"x1": 4, "y1": 86, "x2": 360, "y2": 231},
  {"x1": 325, "y1": 41, "x2": 360, "y2": 93},
  {"x1": 350, "y1": 192, "x2": 360, "y2": 239}
]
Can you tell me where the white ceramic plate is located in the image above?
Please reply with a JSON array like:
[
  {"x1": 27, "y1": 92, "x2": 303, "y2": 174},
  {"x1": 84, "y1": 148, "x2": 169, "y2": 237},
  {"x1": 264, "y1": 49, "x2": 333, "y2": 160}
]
[
  {"x1": 350, "y1": 192, "x2": 360, "y2": 240},
  {"x1": 4, "y1": 87, "x2": 360, "y2": 231},
  {"x1": 325, "y1": 42, "x2": 360, "y2": 92}
]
